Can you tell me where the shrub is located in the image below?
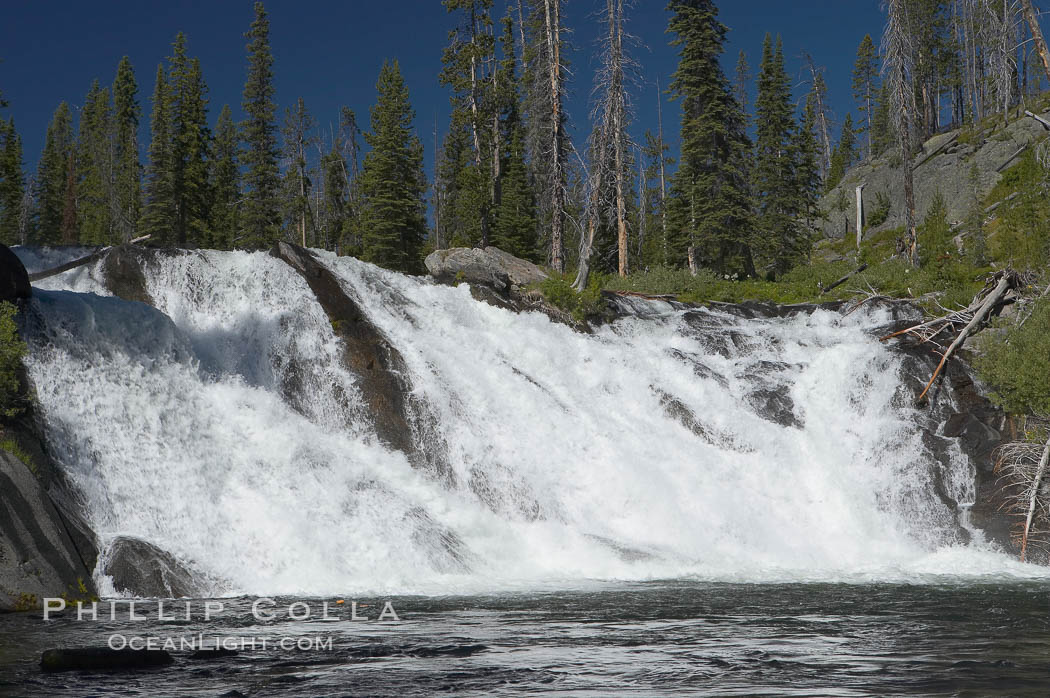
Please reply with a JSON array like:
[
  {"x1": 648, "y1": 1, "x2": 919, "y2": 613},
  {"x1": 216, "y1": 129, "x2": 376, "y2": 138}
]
[
  {"x1": 977, "y1": 296, "x2": 1050, "y2": 416},
  {"x1": 0, "y1": 302, "x2": 26, "y2": 420},
  {"x1": 867, "y1": 191, "x2": 891, "y2": 229},
  {"x1": 539, "y1": 273, "x2": 606, "y2": 323}
]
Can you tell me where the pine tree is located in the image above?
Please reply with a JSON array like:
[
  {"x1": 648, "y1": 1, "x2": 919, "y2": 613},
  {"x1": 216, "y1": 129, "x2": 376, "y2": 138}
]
[
  {"x1": 34, "y1": 102, "x2": 75, "y2": 244},
  {"x1": 492, "y1": 14, "x2": 537, "y2": 260},
  {"x1": 317, "y1": 147, "x2": 346, "y2": 252},
  {"x1": 792, "y1": 94, "x2": 821, "y2": 229},
  {"x1": 359, "y1": 60, "x2": 427, "y2": 272},
  {"x1": 169, "y1": 35, "x2": 211, "y2": 247},
  {"x1": 753, "y1": 33, "x2": 804, "y2": 276},
  {"x1": 240, "y1": 1, "x2": 281, "y2": 249},
  {"x1": 77, "y1": 80, "x2": 114, "y2": 245},
  {"x1": 440, "y1": 0, "x2": 497, "y2": 248},
  {"x1": 666, "y1": 0, "x2": 754, "y2": 277},
  {"x1": 279, "y1": 97, "x2": 316, "y2": 246},
  {"x1": 871, "y1": 81, "x2": 893, "y2": 157},
  {"x1": 852, "y1": 34, "x2": 878, "y2": 158},
  {"x1": 826, "y1": 112, "x2": 856, "y2": 192},
  {"x1": 208, "y1": 104, "x2": 240, "y2": 249},
  {"x1": 113, "y1": 56, "x2": 141, "y2": 243},
  {"x1": 141, "y1": 64, "x2": 176, "y2": 239},
  {"x1": 733, "y1": 49, "x2": 751, "y2": 125},
  {"x1": 0, "y1": 119, "x2": 25, "y2": 245}
]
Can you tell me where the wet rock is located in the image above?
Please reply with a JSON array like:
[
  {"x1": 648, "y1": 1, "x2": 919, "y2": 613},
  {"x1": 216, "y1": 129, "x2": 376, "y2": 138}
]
[
  {"x1": 746, "y1": 386, "x2": 802, "y2": 429},
  {"x1": 100, "y1": 245, "x2": 156, "y2": 305},
  {"x1": 101, "y1": 536, "x2": 202, "y2": 598},
  {"x1": 0, "y1": 449, "x2": 97, "y2": 612},
  {"x1": 0, "y1": 244, "x2": 30, "y2": 301},
  {"x1": 425, "y1": 246, "x2": 547, "y2": 294},
  {"x1": 271, "y1": 243, "x2": 454, "y2": 479},
  {"x1": 40, "y1": 647, "x2": 174, "y2": 672},
  {"x1": 189, "y1": 648, "x2": 238, "y2": 660}
]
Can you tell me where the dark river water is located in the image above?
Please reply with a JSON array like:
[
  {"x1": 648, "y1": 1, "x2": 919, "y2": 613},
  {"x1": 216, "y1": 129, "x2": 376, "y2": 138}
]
[{"x1": 3, "y1": 580, "x2": 1050, "y2": 696}]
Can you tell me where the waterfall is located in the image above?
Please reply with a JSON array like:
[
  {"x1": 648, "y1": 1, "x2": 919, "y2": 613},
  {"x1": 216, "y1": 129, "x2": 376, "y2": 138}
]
[{"x1": 16, "y1": 247, "x2": 1042, "y2": 596}]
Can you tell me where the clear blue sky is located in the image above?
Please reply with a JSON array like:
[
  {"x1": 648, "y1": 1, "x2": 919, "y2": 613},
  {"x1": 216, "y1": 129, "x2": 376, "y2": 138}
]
[{"x1": 0, "y1": 1, "x2": 890, "y2": 180}]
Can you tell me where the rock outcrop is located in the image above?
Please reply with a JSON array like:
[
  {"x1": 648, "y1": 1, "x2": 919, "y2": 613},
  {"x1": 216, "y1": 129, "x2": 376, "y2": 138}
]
[
  {"x1": 0, "y1": 448, "x2": 97, "y2": 611},
  {"x1": 101, "y1": 536, "x2": 203, "y2": 598},
  {"x1": 425, "y1": 246, "x2": 547, "y2": 295},
  {"x1": 0, "y1": 244, "x2": 31, "y2": 302},
  {"x1": 818, "y1": 110, "x2": 1050, "y2": 243}
]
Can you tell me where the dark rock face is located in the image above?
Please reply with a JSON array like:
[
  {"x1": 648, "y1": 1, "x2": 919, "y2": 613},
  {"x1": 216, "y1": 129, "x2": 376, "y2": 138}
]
[
  {"x1": 101, "y1": 536, "x2": 202, "y2": 598},
  {"x1": 0, "y1": 244, "x2": 31, "y2": 302},
  {"x1": 746, "y1": 386, "x2": 802, "y2": 429},
  {"x1": 100, "y1": 245, "x2": 188, "y2": 306},
  {"x1": 271, "y1": 243, "x2": 451, "y2": 477},
  {"x1": 425, "y1": 246, "x2": 547, "y2": 294},
  {"x1": 40, "y1": 647, "x2": 174, "y2": 672},
  {"x1": 0, "y1": 449, "x2": 97, "y2": 612}
]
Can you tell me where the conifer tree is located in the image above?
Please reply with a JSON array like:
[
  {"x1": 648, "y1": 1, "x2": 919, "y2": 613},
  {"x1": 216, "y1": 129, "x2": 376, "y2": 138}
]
[
  {"x1": 141, "y1": 64, "x2": 176, "y2": 239},
  {"x1": 317, "y1": 147, "x2": 346, "y2": 252},
  {"x1": 77, "y1": 80, "x2": 114, "y2": 245},
  {"x1": 336, "y1": 107, "x2": 363, "y2": 255},
  {"x1": 240, "y1": 1, "x2": 281, "y2": 249},
  {"x1": 280, "y1": 97, "x2": 316, "y2": 246},
  {"x1": 852, "y1": 34, "x2": 878, "y2": 158},
  {"x1": 826, "y1": 113, "x2": 856, "y2": 192},
  {"x1": 113, "y1": 56, "x2": 141, "y2": 242},
  {"x1": 870, "y1": 81, "x2": 893, "y2": 157},
  {"x1": 359, "y1": 60, "x2": 427, "y2": 272},
  {"x1": 753, "y1": 33, "x2": 804, "y2": 276},
  {"x1": 792, "y1": 94, "x2": 821, "y2": 229},
  {"x1": 169, "y1": 36, "x2": 211, "y2": 247},
  {"x1": 34, "y1": 102, "x2": 75, "y2": 244},
  {"x1": 208, "y1": 104, "x2": 240, "y2": 249},
  {"x1": 0, "y1": 119, "x2": 25, "y2": 245},
  {"x1": 666, "y1": 0, "x2": 754, "y2": 277}
]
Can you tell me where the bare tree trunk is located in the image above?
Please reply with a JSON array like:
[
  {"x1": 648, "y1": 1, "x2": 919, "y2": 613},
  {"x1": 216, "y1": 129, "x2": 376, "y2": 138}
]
[
  {"x1": 1021, "y1": 0, "x2": 1050, "y2": 83},
  {"x1": 1020, "y1": 435, "x2": 1050, "y2": 562},
  {"x1": 611, "y1": 0, "x2": 627, "y2": 278},
  {"x1": 544, "y1": 0, "x2": 564, "y2": 272},
  {"x1": 805, "y1": 57, "x2": 833, "y2": 176},
  {"x1": 657, "y1": 79, "x2": 668, "y2": 267},
  {"x1": 885, "y1": 0, "x2": 920, "y2": 267}
]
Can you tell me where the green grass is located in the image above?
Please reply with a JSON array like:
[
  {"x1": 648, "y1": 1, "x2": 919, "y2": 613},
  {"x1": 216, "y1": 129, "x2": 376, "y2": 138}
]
[{"x1": 0, "y1": 437, "x2": 36, "y2": 474}]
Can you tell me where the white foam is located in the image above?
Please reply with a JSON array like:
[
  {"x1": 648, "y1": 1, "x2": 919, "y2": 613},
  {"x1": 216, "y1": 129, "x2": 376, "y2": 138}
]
[{"x1": 22, "y1": 248, "x2": 1049, "y2": 596}]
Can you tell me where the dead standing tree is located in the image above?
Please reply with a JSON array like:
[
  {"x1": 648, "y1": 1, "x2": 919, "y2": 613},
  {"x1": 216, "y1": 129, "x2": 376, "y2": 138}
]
[
  {"x1": 1021, "y1": 0, "x2": 1050, "y2": 83},
  {"x1": 997, "y1": 431, "x2": 1050, "y2": 562},
  {"x1": 883, "y1": 0, "x2": 920, "y2": 268},
  {"x1": 574, "y1": 0, "x2": 632, "y2": 289}
]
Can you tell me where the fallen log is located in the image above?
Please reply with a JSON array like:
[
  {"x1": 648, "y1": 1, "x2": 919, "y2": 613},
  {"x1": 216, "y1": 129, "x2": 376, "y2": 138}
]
[
  {"x1": 997, "y1": 143, "x2": 1029, "y2": 172},
  {"x1": 820, "y1": 263, "x2": 868, "y2": 295},
  {"x1": 914, "y1": 133, "x2": 958, "y2": 169},
  {"x1": 1025, "y1": 109, "x2": 1050, "y2": 131},
  {"x1": 27, "y1": 235, "x2": 151, "y2": 282},
  {"x1": 607, "y1": 290, "x2": 678, "y2": 301},
  {"x1": 915, "y1": 272, "x2": 1016, "y2": 401}
]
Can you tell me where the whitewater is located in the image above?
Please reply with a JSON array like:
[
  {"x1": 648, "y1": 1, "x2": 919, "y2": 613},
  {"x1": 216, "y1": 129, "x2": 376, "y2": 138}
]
[{"x1": 16, "y1": 247, "x2": 1047, "y2": 596}]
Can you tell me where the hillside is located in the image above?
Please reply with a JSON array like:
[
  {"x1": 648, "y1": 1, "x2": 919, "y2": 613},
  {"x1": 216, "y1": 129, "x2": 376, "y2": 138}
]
[{"x1": 818, "y1": 102, "x2": 1050, "y2": 247}]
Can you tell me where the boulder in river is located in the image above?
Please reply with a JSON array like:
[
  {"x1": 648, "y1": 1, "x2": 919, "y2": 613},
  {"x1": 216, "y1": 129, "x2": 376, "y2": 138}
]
[
  {"x1": 101, "y1": 536, "x2": 202, "y2": 598},
  {"x1": 425, "y1": 246, "x2": 547, "y2": 294},
  {"x1": 40, "y1": 647, "x2": 174, "y2": 672}
]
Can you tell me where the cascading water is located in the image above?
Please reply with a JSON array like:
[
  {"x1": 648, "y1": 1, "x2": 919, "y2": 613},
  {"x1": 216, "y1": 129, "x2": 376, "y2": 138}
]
[{"x1": 17, "y1": 247, "x2": 1043, "y2": 596}]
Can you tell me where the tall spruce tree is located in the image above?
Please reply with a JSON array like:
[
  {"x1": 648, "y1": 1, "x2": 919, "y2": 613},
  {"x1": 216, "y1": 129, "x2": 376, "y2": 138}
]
[
  {"x1": 792, "y1": 93, "x2": 821, "y2": 229},
  {"x1": 359, "y1": 60, "x2": 427, "y2": 272},
  {"x1": 141, "y1": 64, "x2": 175, "y2": 239},
  {"x1": 113, "y1": 56, "x2": 141, "y2": 242},
  {"x1": 852, "y1": 34, "x2": 878, "y2": 158},
  {"x1": 666, "y1": 0, "x2": 754, "y2": 277},
  {"x1": 240, "y1": 1, "x2": 281, "y2": 249},
  {"x1": 826, "y1": 112, "x2": 856, "y2": 191},
  {"x1": 169, "y1": 36, "x2": 211, "y2": 247},
  {"x1": 34, "y1": 102, "x2": 75, "y2": 244},
  {"x1": 870, "y1": 81, "x2": 893, "y2": 157},
  {"x1": 208, "y1": 104, "x2": 240, "y2": 249},
  {"x1": 440, "y1": 0, "x2": 497, "y2": 248},
  {"x1": 753, "y1": 33, "x2": 804, "y2": 276},
  {"x1": 77, "y1": 80, "x2": 114, "y2": 245},
  {"x1": 0, "y1": 119, "x2": 25, "y2": 245}
]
